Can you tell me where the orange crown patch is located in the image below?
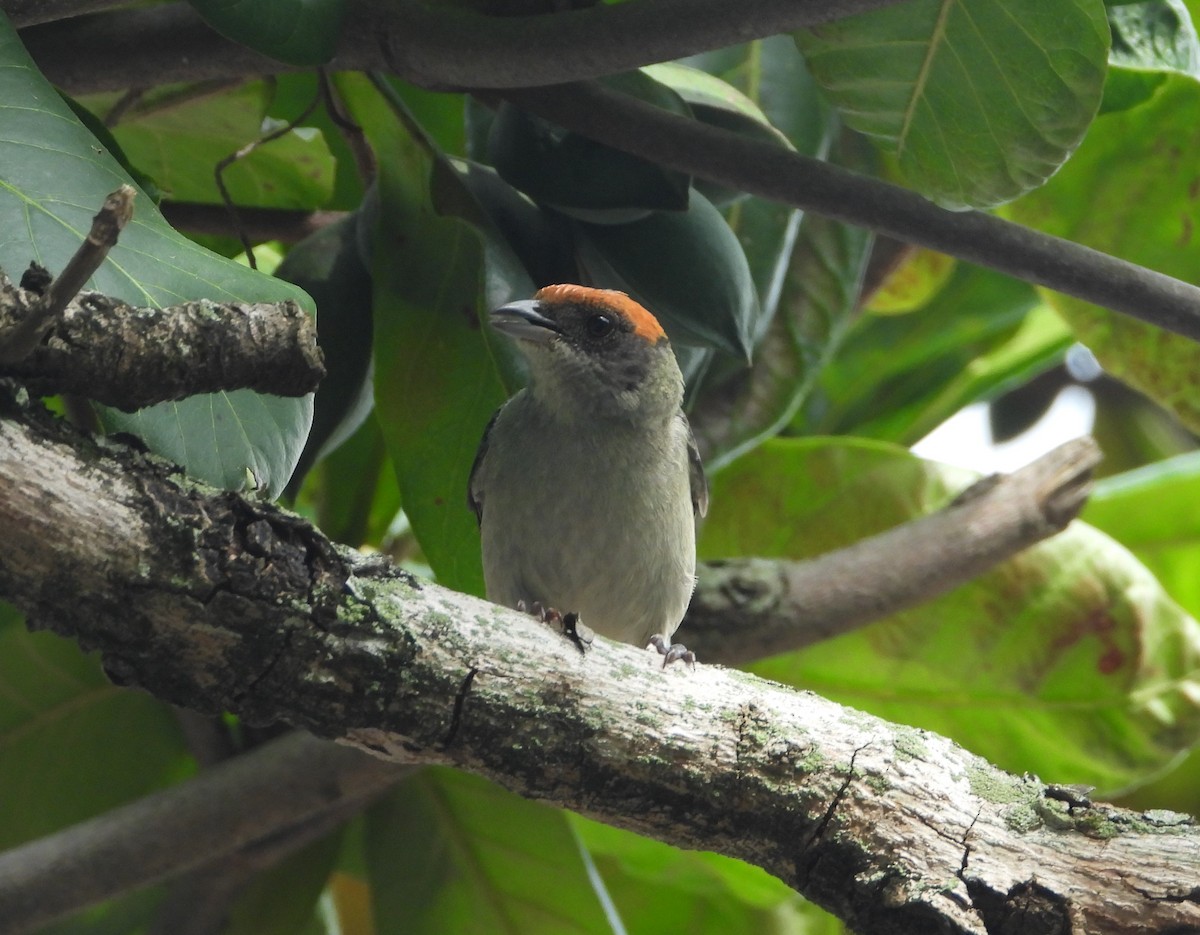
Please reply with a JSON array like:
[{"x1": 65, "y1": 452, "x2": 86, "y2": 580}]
[{"x1": 535, "y1": 284, "x2": 667, "y2": 344}]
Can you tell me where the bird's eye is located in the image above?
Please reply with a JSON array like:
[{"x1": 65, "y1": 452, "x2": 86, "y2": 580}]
[{"x1": 585, "y1": 313, "x2": 615, "y2": 338}]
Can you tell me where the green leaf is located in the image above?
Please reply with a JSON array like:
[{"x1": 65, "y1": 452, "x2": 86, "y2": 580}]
[
  {"x1": 690, "y1": 213, "x2": 871, "y2": 471},
  {"x1": 643, "y1": 63, "x2": 792, "y2": 209},
  {"x1": 186, "y1": 0, "x2": 346, "y2": 66},
  {"x1": 0, "y1": 603, "x2": 190, "y2": 850},
  {"x1": 264, "y1": 72, "x2": 370, "y2": 210},
  {"x1": 450, "y1": 158, "x2": 577, "y2": 290},
  {"x1": 276, "y1": 209, "x2": 375, "y2": 488},
  {"x1": 795, "y1": 0, "x2": 1110, "y2": 207},
  {"x1": 574, "y1": 190, "x2": 759, "y2": 359},
  {"x1": 1008, "y1": 73, "x2": 1200, "y2": 436},
  {"x1": 0, "y1": 19, "x2": 315, "y2": 497},
  {"x1": 806, "y1": 264, "x2": 1054, "y2": 443},
  {"x1": 864, "y1": 248, "x2": 956, "y2": 314},
  {"x1": 97, "y1": 392, "x2": 313, "y2": 498},
  {"x1": 40, "y1": 889, "x2": 166, "y2": 935},
  {"x1": 1111, "y1": 0, "x2": 1199, "y2": 67},
  {"x1": 487, "y1": 72, "x2": 691, "y2": 222},
  {"x1": 688, "y1": 131, "x2": 872, "y2": 470},
  {"x1": 1103, "y1": 0, "x2": 1200, "y2": 113},
  {"x1": 298, "y1": 414, "x2": 400, "y2": 548},
  {"x1": 78, "y1": 82, "x2": 335, "y2": 208},
  {"x1": 699, "y1": 438, "x2": 1200, "y2": 793},
  {"x1": 225, "y1": 827, "x2": 345, "y2": 935},
  {"x1": 1085, "y1": 452, "x2": 1200, "y2": 619},
  {"x1": 683, "y1": 37, "x2": 837, "y2": 328},
  {"x1": 571, "y1": 815, "x2": 838, "y2": 935},
  {"x1": 366, "y1": 768, "x2": 621, "y2": 934},
  {"x1": 684, "y1": 35, "x2": 835, "y2": 157},
  {"x1": 337, "y1": 74, "x2": 507, "y2": 595}
]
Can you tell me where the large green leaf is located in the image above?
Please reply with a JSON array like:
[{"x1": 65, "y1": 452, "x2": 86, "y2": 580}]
[
  {"x1": 77, "y1": 82, "x2": 335, "y2": 208},
  {"x1": 699, "y1": 438, "x2": 1200, "y2": 793},
  {"x1": 571, "y1": 815, "x2": 839, "y2": 935},
  {"x1": 1009, "y1": 73, "x2": 1200, "y2": 436},
  {"x1": 337, "y1": 74, "x2": 508, "y2": 595},
  {"x1": 366, "y1": 769, "x2": 621, "y2": 934},
  {"x1": 686, "y1": 37, "x2": 837, "y2": 334},
  {"x1": 642, "y1": 62, "x2": 793, "y2": 209},
  {"x1": 575, "y1": 190, "x2": 759, "y2": 359},
  {"x1": 1103, "y1": 0, "x2": 1200, "y2": 112},
  {"x1": 685, "y1": 35, "x2": 835, "y2": 157},
  {"x1": 0, "y1": 603, "x2": 190, "y2": 850},
  {"x1": 690, "y1": 213, "x2": 871, "y2": 471},
  {"x1": 277, "y1": 209, "x2": 375, "y2": 489},
  {"x1": 0, "y1": 20, "x2": 315, "y2": 497},
  {"x1": 186, "y1": 0, "x2": 347, "y2": 66},
  {"x1": 488, "y1": 72, "x2": 690, "y2": 223},
  {"x1": 805, "y1": 264, "x2": 1058, "y2": 443},
  {"x1": 796, "y1": 0, "x2": 1110, "y2": 207},
  {"x1": 1085, "y1": 452, "x2": 1200, "y2": 619}
]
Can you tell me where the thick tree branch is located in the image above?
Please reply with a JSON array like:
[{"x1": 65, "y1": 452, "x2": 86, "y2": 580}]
[
  {"x1": 0, "y1": 732, "x2": 403, "y2": 935},
  {"x1": 0, "y1": 394, "x2": 1197, "y2": 935},
  {"x1": 687, "y1": 436, "x2": 1101, "y2": 663},
  {"x1": 144, "y1": 738, "x2": 399, "y2": 935},
  {"x1": 15, "y1": 0, "x2": 913, "y2": 94},
  {"x1": 505, "y1": 82, "x2": 1200, "y2": 345},
  {"x1": 0, "y1": 269, "x2": 324, "y2": 409}
]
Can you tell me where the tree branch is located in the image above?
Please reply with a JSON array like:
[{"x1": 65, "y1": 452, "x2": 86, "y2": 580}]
[
  {"x1": 687, "y1": 436, "x2": 1101, "y2": 663},
  {"x1": 159, "y1": 202, "x2": 346, "y2": 245},
  {"x1": 15, "y1": 0, "x2": 913, "y2": 94},
  {"x1": 0, "y1": 185, "x2": 134, "y2": 365},
  {"x1": 0, "y1": 732, "x2": 403, "y2": 935},
  {"x1": 0, "y1": 269, "x2": 324, "y2": 409},
  {"x1": 145, "y1": 737, "x2": 399, "y2": 935},
  {"x1": 0, "y1": 393, "x2": 1196, "y2": 935},
  {"x1": 505, "y1": 82, "x2": 1200, "y2": 346},
  {"x1": 19, "y1": 5, "x2": 1200, "y2": 347}
]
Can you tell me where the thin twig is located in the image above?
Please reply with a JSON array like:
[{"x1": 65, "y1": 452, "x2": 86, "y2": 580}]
[
  {"x1": 0, "y1": 274, "x2": 324, "y2": 409},
  {"x1": 318, "y1": 69, "x2": 376, "y2": 187},
  {"x1": 214, "y1": 96, "x2": 322, "y2": 266},
  {"x1": 0, "y1": 186, "x2": 134, "y2": 365}
]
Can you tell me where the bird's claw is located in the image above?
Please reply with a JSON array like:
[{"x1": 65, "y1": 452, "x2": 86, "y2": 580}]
[
  {"x1": 516, "y1": 601, "x2": 592, "y2": 654},
  {"x1": 648, "y1": 635, "x2": 696, "y2": 669}
]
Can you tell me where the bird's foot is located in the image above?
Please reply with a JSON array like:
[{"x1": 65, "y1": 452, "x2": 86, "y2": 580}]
[
  {"x1": 648, "y1": 635, "x2": 696, "y2": 669},
  {"x1": 517, "y1": 600, "x2": 593, "y2": 654}
]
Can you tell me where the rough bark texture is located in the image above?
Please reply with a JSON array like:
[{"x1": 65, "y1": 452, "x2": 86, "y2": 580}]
[
  {"x1": 0, "y1": 269, "x2": 324, "y2": 409},
  {"x1": 0, "y1": 393, "x2": 1196, "y2": 934}
]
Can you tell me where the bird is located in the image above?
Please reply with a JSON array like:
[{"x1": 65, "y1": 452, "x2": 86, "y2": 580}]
[{"x1": 469, "y1": 284, "x2": 708, "y2": 665}]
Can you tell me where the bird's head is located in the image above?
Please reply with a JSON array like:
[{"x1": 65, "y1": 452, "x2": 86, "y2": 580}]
[{"x1": 489, "y1": 285, "x2": 683, "y2": 421}]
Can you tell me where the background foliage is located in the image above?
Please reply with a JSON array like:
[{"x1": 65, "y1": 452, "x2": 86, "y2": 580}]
[{"x1": 2, "y1": 0, "x2": 1200, "y2": 932}]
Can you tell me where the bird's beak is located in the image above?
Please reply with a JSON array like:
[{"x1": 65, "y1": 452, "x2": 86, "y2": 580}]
[{"x1": 489, "y1": 300, "x2": 561, "y2": 344}]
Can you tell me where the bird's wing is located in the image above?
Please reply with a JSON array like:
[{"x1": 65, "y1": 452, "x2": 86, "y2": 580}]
[
  {"x1": 468, "y1": 406, "x2": 504, "y2": 526},
  {"x1": 681, "y1": 412, "x2": 709, "y2": 519}
]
